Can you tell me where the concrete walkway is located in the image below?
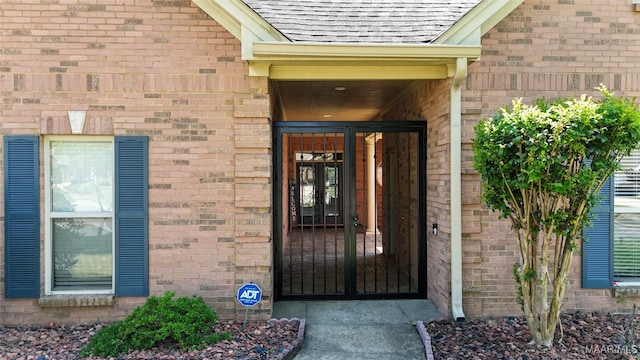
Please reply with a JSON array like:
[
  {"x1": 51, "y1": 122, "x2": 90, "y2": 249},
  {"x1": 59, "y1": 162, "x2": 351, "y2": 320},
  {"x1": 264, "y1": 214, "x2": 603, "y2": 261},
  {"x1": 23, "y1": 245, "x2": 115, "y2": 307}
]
[{"x1": 272, "y1": 299, "x2": 445, "y2": 360}]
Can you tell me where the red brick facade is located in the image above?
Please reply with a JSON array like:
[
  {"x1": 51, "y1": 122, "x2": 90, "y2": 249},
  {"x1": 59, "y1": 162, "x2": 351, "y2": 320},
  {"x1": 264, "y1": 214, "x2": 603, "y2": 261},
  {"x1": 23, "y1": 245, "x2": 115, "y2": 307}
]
[
  {"x1": 0, "y1": 0, "x2": 271, "y2": 325},
  {"x1": 382, "y1": 0, "x2": 640, "y2": 318},
  {"x1": 1, "y1": 0, "x2": 639, "y2": 325},
  {"x1": 463, "y1": 0, "x2": 640, "y2": 318}
]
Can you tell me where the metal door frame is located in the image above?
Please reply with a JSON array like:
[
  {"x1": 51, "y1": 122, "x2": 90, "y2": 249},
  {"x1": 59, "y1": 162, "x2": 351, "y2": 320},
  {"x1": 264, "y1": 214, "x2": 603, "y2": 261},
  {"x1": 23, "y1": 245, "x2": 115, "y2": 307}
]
[{"x1": 273, "y1": 121, "x2": 427, "y2": 300}]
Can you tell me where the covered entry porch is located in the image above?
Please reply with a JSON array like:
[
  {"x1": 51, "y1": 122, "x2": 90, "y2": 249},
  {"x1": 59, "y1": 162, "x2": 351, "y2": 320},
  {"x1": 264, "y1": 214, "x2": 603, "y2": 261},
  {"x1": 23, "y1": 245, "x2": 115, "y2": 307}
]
[
  {"x1": 249, "y1": 36, "x2": 479, "y2": 319},
  {"x1": 274, "y1": 122, "x2": 426, "y2": 299},
  {"x1": 261, "y1": 47, "x2": 472, "y2": 318}
]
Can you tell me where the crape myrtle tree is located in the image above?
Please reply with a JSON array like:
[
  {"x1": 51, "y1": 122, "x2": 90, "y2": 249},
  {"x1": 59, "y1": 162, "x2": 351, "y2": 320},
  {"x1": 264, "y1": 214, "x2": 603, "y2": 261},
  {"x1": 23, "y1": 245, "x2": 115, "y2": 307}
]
[{"x1": 472, "y1": 86, "x2": 640, "y2": 347}]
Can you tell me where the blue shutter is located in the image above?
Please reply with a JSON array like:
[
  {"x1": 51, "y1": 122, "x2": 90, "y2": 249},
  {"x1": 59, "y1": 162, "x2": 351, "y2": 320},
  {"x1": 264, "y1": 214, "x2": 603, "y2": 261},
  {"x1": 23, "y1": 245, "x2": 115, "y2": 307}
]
[
  {"x1": 4, "y1": 136, "x2": 40, "y2": 298},
  {"x1": 582, "y1": 177, "x2": 613, "y2": 288},
  {"x1": 114, "y1": 136, "x2": 148, "y2": 296}
]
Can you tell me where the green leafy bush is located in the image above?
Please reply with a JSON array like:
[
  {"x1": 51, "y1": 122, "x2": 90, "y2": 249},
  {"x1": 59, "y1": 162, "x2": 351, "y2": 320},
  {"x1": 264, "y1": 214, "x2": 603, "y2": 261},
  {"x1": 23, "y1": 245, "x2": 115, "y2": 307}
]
[
  {"x1": 472, "y1": 86, "x2": 640, "y2": 346},
  {"x1": 80, "y1": 292, "x2": 231, "y2": 357}
]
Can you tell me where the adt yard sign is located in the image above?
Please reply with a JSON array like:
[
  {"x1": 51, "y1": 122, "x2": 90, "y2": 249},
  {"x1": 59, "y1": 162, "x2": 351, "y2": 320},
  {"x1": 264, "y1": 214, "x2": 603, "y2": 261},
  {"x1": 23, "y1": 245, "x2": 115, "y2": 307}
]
[{"x1": 237, "y1": 283, "x2": 262, "y2": 307}]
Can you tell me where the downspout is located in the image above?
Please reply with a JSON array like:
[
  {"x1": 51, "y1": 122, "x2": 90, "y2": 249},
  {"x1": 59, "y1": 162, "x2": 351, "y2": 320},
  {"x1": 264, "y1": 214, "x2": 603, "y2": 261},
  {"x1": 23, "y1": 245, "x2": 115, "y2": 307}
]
[{"x1": 450, "y1": 57, "x2": 467, "y2": 322}]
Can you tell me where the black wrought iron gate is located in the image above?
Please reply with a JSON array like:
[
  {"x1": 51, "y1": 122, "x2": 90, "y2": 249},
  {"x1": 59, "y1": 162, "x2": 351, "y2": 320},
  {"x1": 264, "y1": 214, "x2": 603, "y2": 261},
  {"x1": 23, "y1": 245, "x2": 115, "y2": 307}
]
[{"x1": 274, "y1": 121, "x2": 426, "y2": 299}]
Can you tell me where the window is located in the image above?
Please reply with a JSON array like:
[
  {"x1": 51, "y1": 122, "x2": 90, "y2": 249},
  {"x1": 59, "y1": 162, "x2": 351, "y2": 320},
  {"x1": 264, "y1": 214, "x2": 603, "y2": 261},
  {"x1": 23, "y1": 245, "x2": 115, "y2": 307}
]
[
  {"x1": 4, "y1": 135, "x2": 148, "y2": 299},
  {"x1": 583, "y1": 150, "x2": 640, "y2": 288},
  {"x1": 613, "y1": 150, "x2": 640, "y2": 282},
  {"x1": 45, "y1": 138, "x2": 114, "y2": 293}
]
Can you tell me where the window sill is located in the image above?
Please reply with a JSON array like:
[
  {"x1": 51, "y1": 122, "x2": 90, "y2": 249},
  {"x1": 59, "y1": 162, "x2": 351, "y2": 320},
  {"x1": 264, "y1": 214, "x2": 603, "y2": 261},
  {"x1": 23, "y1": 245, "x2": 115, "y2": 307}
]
[
  {"x1": 38, "y1": 294, "x2": 114, "y2": 308},
  {"x1": 613, "y1": 287, "x2": 640, "y2": 299}
]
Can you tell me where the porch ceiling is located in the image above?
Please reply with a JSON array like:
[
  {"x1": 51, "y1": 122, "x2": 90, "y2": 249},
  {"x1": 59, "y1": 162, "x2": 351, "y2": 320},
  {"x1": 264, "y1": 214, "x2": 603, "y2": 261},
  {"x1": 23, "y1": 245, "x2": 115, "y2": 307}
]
[
  {"x1": 272, "y1": 79, "x2": 420, "y2": 121},
  {"x1": 250, "y1": 42, "x2": 479, "y2": 122}
]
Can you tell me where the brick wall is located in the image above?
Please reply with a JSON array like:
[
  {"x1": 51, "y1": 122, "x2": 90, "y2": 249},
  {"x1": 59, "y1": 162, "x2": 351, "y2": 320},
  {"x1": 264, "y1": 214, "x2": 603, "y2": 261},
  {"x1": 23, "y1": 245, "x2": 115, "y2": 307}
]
[
  {"x1": 460, "y1": 0, "x2": 640, "y2": 318},
  {"x1": 389, "y1": 132, "x2": 421, "y2": 290},
  {"x1": 383, "y1": 0, "x2": 640, "y2": 319},
  {"x1": 3, "y1": 0, "x2": 638, "y2": 326},
  {"x1": 383, "y1": 79, "x2": 453, "y2": 316},
  {"x1": 0, "y1": 0, "x2": 272, "y2": 325}
]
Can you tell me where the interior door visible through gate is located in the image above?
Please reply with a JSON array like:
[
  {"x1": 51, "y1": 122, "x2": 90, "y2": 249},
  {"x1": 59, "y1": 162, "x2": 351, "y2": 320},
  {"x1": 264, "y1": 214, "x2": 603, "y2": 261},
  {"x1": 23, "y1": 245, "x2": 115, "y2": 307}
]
[{"x1": 296, "y1": 161, "x2": 343, "y2": 225}]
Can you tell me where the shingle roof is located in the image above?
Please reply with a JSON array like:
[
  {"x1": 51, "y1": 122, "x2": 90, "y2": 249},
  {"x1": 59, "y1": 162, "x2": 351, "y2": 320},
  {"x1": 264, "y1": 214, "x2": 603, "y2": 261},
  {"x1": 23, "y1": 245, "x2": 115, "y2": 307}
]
[{"x1": 241, "y1": 0, "x2": 482, "y2": 44}]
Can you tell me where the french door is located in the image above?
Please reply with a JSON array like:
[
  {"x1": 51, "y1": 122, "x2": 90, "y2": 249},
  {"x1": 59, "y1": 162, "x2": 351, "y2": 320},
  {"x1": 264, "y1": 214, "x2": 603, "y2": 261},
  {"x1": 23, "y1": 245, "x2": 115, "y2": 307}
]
[{"x1": 296, "y1": 161, "x2": 343, "y2": 225}]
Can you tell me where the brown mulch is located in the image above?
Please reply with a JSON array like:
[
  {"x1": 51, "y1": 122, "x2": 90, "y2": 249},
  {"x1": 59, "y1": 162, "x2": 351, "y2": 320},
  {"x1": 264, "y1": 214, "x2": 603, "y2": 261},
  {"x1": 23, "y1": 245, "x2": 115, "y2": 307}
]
[
  {"x1": 425, "y1": 311, "x2": 640, "y2": 359},
  {"x1": 0, "y1": 318, "x2": 302, "y2": 360}
]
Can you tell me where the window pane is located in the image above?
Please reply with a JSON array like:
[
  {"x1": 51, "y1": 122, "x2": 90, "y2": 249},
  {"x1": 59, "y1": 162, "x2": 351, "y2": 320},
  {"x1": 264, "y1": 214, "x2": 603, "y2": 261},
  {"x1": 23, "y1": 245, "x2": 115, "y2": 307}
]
[
  {"x1": 614, "y1": 149, "x2": 640, "y2": 279},
  {"x1": 296, "y1": 152, "x2": 343, "y2": 161},
  {"x1": 53, "y1": 218, "x2": 113, "y2": 290},
  {"x1": 614, "y1": 149, "x2": 640, "y2": 206},
  {"x1": 614, "y1": 214, "x2": 640, "y2": 278},
  {"x1": 50, "y1": 141, "x2": 113, "y2": 212}
]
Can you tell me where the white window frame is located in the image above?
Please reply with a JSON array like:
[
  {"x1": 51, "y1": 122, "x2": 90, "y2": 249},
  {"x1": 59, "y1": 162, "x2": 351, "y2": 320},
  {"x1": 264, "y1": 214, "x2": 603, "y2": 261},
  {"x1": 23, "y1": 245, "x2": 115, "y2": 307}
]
[{"x1": 44, "y1": 136, "x2": 115, "y2": 295}]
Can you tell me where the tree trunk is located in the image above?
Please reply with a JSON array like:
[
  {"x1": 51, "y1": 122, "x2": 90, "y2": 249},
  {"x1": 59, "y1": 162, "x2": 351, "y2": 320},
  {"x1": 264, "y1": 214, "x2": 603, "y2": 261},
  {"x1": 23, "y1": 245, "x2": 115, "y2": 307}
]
[{"x1": 515, "y1": 224, "x2": 574, "y2": 347}]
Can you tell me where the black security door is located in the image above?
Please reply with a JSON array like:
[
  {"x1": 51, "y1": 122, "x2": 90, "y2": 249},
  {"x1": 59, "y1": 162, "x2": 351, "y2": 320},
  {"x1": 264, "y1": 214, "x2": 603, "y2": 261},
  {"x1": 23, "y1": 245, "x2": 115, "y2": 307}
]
[{"x1": 274, "y1": 122, "x2": 426, "y2": 299}]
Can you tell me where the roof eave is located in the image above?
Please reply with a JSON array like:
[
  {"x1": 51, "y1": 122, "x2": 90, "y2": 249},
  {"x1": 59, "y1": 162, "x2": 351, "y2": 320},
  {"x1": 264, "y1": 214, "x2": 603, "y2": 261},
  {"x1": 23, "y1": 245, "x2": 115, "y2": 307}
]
[
  {"x1": 433, "y1": 0, "x2": 525, "y2": 45},
  {"x1": 192, "y1": 0, "x2": 502, "y2": 81},
  {"x1": 251, "y1": 42, "x2": 481, "y2": 60},
  {"x1": 247, "y1": 42, "x2": 481, "y2": 80}
]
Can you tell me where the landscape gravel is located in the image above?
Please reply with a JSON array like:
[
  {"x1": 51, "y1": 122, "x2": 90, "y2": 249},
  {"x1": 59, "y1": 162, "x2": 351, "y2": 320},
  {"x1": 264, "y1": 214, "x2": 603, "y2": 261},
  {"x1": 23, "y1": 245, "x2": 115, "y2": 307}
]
[
  {"x1": 0, "y1": 318, "x2": 302, "y2": 360},
  {"x1": 425, "y1": 311, "x2": 640, "y2": 359}
]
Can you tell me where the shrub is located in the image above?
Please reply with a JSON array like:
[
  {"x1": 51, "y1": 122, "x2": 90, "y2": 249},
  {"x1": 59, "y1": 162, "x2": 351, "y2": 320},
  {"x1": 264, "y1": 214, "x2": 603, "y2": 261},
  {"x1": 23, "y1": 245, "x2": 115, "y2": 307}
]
[
  {"x1": 80, "y1": 292, "x2": 231, "y2": 358},
  {"x1": 472, "y1": 86, "x2": 640, "y2": 346}
]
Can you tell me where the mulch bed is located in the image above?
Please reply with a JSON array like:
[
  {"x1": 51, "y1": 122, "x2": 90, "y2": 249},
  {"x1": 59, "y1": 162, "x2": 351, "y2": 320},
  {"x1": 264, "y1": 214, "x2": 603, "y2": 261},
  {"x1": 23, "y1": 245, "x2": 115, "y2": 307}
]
[
  {"x1": 423, "y1": 311, "x2": 640, "y2": 359},
  {"x1": 0, "y1": 318, "x2": 303, "y2": 360}
]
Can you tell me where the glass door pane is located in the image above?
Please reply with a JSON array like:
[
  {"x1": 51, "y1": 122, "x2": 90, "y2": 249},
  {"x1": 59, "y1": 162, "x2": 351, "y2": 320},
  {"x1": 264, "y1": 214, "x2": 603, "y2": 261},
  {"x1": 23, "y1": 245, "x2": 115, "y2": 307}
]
[
  {"x1": 298, "y1": 165, "x2": 317, "y2": 224},
  {"x1": 324, "y1": 166, "x2": 339, "y2": 218}
]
